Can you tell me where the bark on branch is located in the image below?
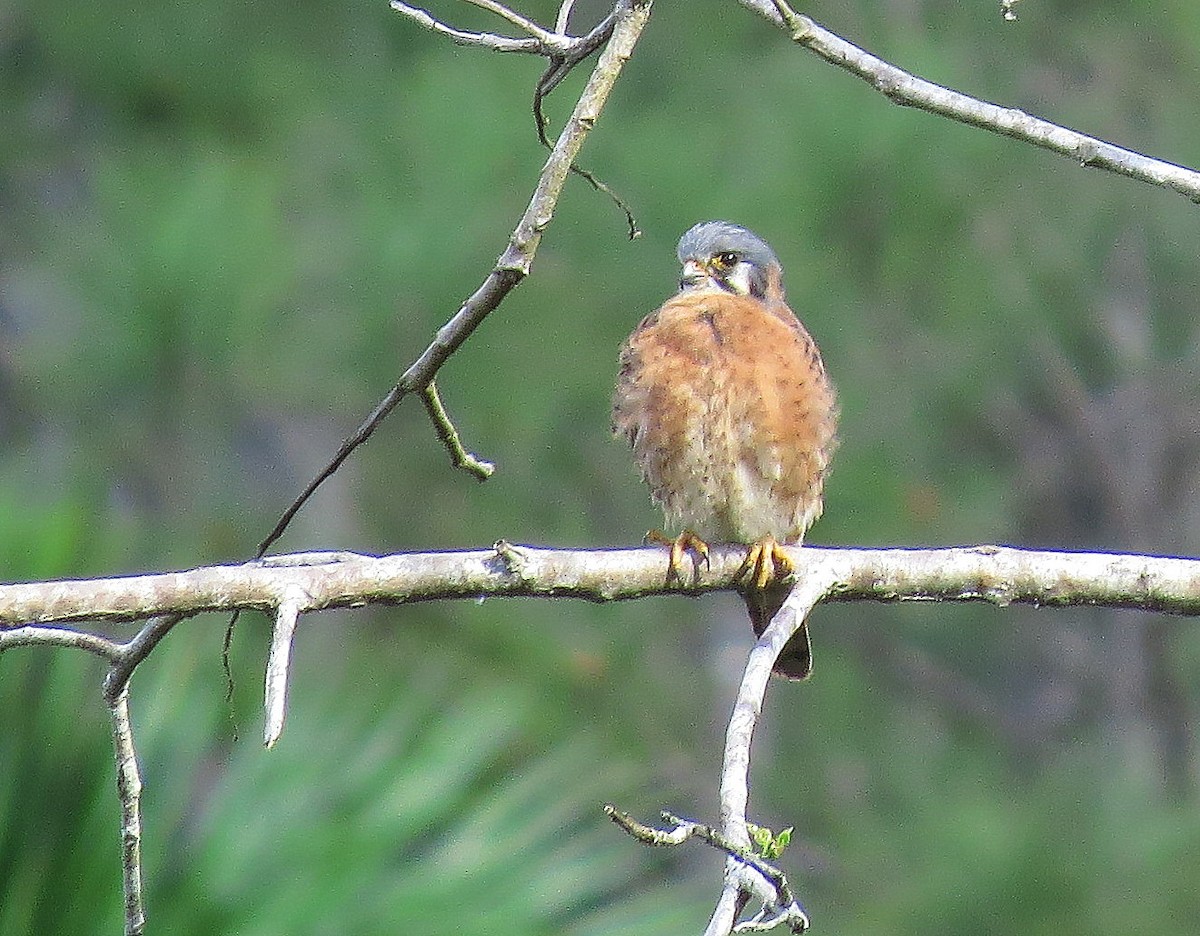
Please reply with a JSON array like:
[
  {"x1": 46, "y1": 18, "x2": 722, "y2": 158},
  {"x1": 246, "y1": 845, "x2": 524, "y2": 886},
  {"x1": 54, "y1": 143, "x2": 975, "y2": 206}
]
[{"x1": 3, "y1": 544, "x2": 1197, "y2": 630}]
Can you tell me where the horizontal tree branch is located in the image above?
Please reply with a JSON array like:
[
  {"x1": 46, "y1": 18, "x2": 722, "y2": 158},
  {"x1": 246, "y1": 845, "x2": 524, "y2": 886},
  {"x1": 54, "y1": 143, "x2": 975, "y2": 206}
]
[
  {"x1": 9, "y1": 542, "x2": 1197, "y2": 933},
  {"x1": 2, "y1": 544, "x2": 1198, "y2": 629}
]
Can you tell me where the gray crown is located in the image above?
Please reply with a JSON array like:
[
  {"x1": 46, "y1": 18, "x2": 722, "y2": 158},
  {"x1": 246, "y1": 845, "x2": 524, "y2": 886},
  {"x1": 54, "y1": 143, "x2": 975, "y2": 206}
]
[{"x1": 676, "y1": 221, "x2": 779, "y2": 271}]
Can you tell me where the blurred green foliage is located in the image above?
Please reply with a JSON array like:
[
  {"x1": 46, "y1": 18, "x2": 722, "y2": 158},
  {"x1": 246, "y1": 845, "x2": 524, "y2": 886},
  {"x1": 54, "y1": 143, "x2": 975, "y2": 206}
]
[{"x1": 3, "y1": 0, "x2": 1200, "y2": 932}]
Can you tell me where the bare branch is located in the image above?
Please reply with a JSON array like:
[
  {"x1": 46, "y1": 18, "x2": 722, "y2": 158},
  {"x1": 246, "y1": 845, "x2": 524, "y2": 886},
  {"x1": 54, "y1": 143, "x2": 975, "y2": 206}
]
[
  {"x1": 421, "y1": 381, "x2": 496, "y2": 480},
  {"x1": 11, "y1": 541, "x2": 1200, "y2": 934},
  {"x1": 256, "y1": 0, "x2": 651, "y2": 558},
  {"x1": 735, "y1": 0, "x2": 1200, "y2": 202},
  {"x1": 109, "y1": 688, "x2": 146, "y2": 936},
  {"x1": 2, "y1": 544, "x2": 1198, "y2": 628}
]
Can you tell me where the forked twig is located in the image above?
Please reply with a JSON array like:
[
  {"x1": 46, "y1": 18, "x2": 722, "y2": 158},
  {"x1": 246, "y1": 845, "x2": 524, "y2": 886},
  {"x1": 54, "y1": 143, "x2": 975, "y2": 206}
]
[{"x1": 605, "y1": 806, "x2": 808, "y2": 933}]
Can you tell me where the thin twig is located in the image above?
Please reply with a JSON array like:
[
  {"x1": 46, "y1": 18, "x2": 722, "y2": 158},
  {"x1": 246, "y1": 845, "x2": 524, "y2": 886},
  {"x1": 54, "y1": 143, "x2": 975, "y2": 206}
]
[
  {"x1": 109, "y1": 687, "x2": 146, "y2": 936},
  {"x1": 555, "y1": 0, "x2": 577, "y2": 34},
  {"x1": 604, "y1": 806, "x2": 808, "y2": 932},
  {"x1": 463, "y1": 0, "x2": 562, "y2": 46},
  {"x1": 537, "y1": 8, "x2": 624, "y2": 133},
  {"x1": 529, "y1": 10, "x2": 637, "y2": 238},
  {"x1": 604, "y1": 804, "x2": 695, "y2": 845},
  {"x1": 104, "y1": 614, "x2": 184, "y2": 704},
  {"x1": 603, "y1": 806, "x2": 793, "y2": 893},
  {"x1": 735, "y1": 0, "x2": 1200, "y2": 202},
  {"x1": 533, "y1": 8, "x2": 620, "y2": 114},
  {"x1": 421, "y1": 381, "x2": 496, "y2": 480},
  {"x1": 0, "y1": 624, "x2": 120, "y2": 658},
  {"x1": 389, "y1": 1, "x2": 542, "y2": 52}
]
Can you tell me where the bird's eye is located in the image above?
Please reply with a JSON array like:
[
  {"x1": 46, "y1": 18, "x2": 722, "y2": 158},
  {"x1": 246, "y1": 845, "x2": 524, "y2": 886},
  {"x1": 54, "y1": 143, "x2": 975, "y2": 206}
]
[{"x1": 713, "y1": 251, "x2": 739, "y2": 269}]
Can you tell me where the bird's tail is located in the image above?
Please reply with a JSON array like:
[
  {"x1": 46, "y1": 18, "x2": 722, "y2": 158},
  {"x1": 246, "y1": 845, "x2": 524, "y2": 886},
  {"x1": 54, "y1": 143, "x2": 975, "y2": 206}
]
[{"x1": 743, "y1": 583, "x2": 812, "y2": 679}]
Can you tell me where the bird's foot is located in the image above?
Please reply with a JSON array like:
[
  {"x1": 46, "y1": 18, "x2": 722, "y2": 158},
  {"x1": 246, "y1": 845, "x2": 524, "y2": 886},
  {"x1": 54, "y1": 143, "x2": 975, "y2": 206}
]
[
  {"x1": 645, "y1": 529, "x2": 710, "y2": 584},
  {"x1": 738, "y1": 538, "x2": 811, "y2": 678},
  {"x1": 736, "y1": 536, "x2": 795, "y2": 590}
]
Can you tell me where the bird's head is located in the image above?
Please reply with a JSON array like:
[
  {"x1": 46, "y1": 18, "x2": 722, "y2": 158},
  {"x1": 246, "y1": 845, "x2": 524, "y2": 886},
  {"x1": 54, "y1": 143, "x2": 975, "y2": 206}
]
[{"x1": 676, "y1": 221, "x2": 782, "y2": 300}]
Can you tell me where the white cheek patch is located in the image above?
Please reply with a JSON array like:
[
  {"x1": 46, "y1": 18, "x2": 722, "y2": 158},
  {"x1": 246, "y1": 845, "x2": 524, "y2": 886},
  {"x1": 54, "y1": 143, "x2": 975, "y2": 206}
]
[{"x1": 724, "y1": 262, "x2": 755, "y2": 296}]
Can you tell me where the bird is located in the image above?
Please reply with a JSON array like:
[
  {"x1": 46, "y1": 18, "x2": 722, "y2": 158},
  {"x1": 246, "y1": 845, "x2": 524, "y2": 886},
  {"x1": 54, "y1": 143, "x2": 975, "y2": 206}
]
[{"x1": 612, "y1": 221, "x2": 838, "y2": 679}]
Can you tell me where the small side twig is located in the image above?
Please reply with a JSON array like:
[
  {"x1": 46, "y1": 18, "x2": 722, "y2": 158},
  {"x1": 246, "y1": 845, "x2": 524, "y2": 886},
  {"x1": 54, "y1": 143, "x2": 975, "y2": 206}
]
[
  {"x1": 462, "y1": 0, "x2": 564, "y2": 45},
  {"x1": 604, "y1": 806, "x2": 808, "y2": 933},
  {"x1": 264, "y1": 592, "x2": 305, "y2": 748},
  {"x1": 0, "y1": 624, "x2": 120, "y2": 658},
  {"x1": 533, "y1": 8, "x2": 619, "y2": 114},
  {"x1": 604, "y1": 806, "x2": 794, "y2": 891},
  {"x1": 555, "y1": 0, "x2": 577, "y2": 34},
  {"x1": 389, "y1": 1, "x2": 544, "y2": 52},
  {"x1": 422, "y1": 381, "x2": 496, "y2": 480},
  {"x1": 109, "y1": 687, "x2": 146, "y2": 936},
  {"x1": 604, "y1": 804, "x2": 695, "y2": 845}
]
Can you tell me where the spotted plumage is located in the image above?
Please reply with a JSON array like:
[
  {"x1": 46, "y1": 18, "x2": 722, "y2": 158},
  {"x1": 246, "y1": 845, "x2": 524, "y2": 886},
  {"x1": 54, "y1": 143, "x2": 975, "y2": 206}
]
[{"x1": 613, "y1": 221, "x2": 837, "y2": 678}]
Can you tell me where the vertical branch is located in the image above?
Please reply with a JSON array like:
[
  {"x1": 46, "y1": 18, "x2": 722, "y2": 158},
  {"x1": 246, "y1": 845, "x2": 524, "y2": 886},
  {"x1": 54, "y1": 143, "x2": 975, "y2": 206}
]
[
  {"x1": 706, "y1": 564, "x2": 837, "y2": 934},
  {"x1": 109, "y1": 686, "x2": 146, "y2": 936}
]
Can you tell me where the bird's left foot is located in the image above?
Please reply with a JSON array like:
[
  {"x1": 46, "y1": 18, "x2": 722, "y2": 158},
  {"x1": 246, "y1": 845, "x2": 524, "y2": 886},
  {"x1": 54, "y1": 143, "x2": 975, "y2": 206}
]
[{"x1": 736, "y1": 536, "x2": 795, "y2": 590}]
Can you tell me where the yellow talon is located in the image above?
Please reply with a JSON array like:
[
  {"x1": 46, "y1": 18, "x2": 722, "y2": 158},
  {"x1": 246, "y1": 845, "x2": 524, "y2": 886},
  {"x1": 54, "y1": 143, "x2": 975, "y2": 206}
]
[
  {"x1": 645, "y1": 529, "x2": 711, "y2": 584},
  {"x1": 736, "y1": 536, "x2": 795, "y2": 591}
]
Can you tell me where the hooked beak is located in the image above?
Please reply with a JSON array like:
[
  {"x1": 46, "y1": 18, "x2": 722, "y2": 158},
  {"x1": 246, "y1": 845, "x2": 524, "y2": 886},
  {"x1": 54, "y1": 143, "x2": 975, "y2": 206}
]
[{"x1": 679, "y1": 259, "x2": 712, "y2": 291}]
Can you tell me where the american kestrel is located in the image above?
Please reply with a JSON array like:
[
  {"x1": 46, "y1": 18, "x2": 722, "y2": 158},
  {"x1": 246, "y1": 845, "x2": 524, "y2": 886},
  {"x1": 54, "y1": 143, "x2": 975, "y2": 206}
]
[{"x1": 612, "y1": 221, "x2": 838, "y2": 678}]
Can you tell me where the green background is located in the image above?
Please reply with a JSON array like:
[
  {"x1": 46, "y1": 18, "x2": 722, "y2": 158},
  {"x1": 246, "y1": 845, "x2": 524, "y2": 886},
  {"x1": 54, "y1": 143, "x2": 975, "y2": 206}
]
[{"x1": 3, "y1": 0, "x2": 1200, "y2": 932}]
